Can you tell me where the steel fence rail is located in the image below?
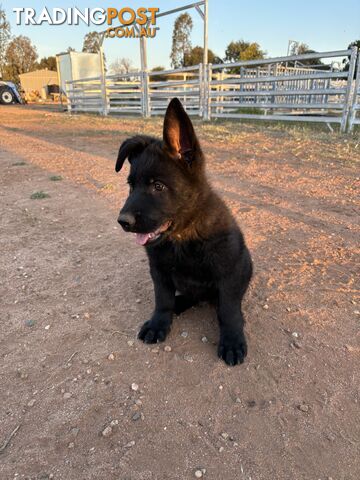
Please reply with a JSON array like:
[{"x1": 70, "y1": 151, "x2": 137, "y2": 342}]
[{"x1": 66, "y1": 48, "x2": 359, "y2": 132}]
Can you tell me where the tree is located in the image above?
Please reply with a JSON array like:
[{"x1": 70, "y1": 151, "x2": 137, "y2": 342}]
[
  {"x1": 150, "y1": 66, "x2": 167, "y2": 82},
  {"x1": 110, "y1": 57, "x2": 133, "y2": 75},
  {"x1": 225, "y1": 40, "x2": 265, "y2": 63},
  {"x1": 184, "y1": 46, "x2": 220, "y2": 66},
  {"x1": 294, "y1": 43, "x2": 324, "y2": 66},
  {"x1": 37, "y1": 56, "x2": 57, "y2": 71},
  {"x1": 4, "y1": 35, "x2": 38, "y2": 83},
  {"x1": 82, "y1": 31, "x2": 101, "y2": 54},
  {"x1": 0, "y1": 3, "x2": 11, "y2": 77},
  {"x1": 170, "y1": 13, "x2": 193, "y2": 68}
]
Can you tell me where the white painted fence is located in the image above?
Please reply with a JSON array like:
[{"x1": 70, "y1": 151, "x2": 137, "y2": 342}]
[{"x1": 66, "y1": 48, "x2": 359, "y2": 132}]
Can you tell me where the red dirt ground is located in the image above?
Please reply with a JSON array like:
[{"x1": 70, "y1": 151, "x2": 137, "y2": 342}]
[{"x1": 0, "y1": 106, "x2": 359, "y2": 480}]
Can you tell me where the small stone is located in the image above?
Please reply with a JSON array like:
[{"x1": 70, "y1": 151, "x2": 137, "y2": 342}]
[
  {"x1": 181, "y1": 331, "x2": 188, "y2": 338},
  {"x1": 127, "y1": 340, "x2": 134, "y2": 347},
  {"x1": 102, "y1": 426, "x2": 112, "y2": 437},
  {"x1": 235, "y1": 397, "x2": 241, "y2": 403},
  {"x1": 86, "y1": 368, "x2": 92, "y2": 374},
  {"x1": 219, "y1": 446, "x2": 224, "y2": 452},
  {"x1": 201, "y1": 336, "x2": 208, "y2": 343},
  {"x1": 63, "y1": 392, "x2": 72, "y2": 400},
  {"x1": 135, "y1": 399, "x2": 142, "y2": 406},
  {"x1": 25, "y1": 319, "x2": 35, "y2": 327},
  {"x1": 27, "y1": 398, "x2": 36, "y2": 407},
  {"x1": 164, "y1": 346, "x2": 172, "y2": 352},
  {"x1": 17, "y1": 370, "x2": 28, "y2": 380},
  {"x1": 286, "y1": 307, "x2": 291, "y2": 312},
  {"x1": 110, "y1": 419, "x2": 119, "y2": 426},
  {"x1": 70, "y1": 427, "x2": 79, "y2": 437},
  {"x1": 68, "y1": 442, "x2": 75, "y2": 449},
  {"x1": 44, "y1": 325, "x2": 50, "y2": 330},
  {"x1": 292, "y1": 341, "x2": 302, "y2": 349},
  {"x1": 84, "y1": 312, "x2": 90, "y2": 319},
  {"x1": 219, "y1": 385, "x2": 223, "y2": 390},
  {"x1": 263, "y1": 304, "x2": 269, "y2": 310},
  {"x1": 107, "y1": 353, "x2": 115, "y2": 361},
  {"x1": 292, "y1": 332, "x2": 299, "y2": 338},
  {"x1": 184, "y1": 353, "x2": 193, "y2": 363},
  {"x1": 221, "y1": 432, "x2": 229, "y2": 440},
  {"x1": 298, "y1": 404, "x2": 309, "y2": 412},
  {"x1": 195, "y1": 470, "x2": 203, "y2": 478},
  {"x1": 132, "y1": 412, "x2": 141, "y2": 421},
  {"x1": 136, "y1": 299, "x2": 141, "y2": 304},
  {"x1": 131, "y1": 383, "x2": 139, "y2": 391},
  {"x1": 124, "y1": 440, "x2": 135, "y2": 448},
  {"x1": 151, "y1": 347, "x2": 159, "y2": 353}
]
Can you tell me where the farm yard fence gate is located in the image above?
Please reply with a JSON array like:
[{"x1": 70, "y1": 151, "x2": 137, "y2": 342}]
[{"x1": 66, "y1": 48, "x2": 359, "y2": 132}]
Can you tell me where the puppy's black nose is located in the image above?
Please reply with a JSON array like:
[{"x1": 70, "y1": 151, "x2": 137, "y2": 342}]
[{"x1": 118, "y1": 212, "x2": 136, "y2": 231}]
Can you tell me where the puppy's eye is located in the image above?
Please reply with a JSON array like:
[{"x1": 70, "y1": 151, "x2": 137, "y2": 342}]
[{"x1": 153, "y1": 182, "x2": 165, "y2": 192}]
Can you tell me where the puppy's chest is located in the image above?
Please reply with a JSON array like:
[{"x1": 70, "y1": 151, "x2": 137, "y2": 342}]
[{"x1": 163, "y1": 242, "x2": 213, "y2": 285}]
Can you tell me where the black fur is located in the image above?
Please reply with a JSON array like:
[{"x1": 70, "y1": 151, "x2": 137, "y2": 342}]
[{"x1": 116, "y1": 98, "x2": 253, "y2": 366}]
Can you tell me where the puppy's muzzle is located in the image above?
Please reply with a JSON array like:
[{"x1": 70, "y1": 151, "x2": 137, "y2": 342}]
[{"x1": 118, "y1": 212, "x2": 136, "y2": 232}]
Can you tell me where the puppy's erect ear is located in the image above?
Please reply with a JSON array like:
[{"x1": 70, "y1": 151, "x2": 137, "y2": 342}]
[
  {"x1": 163, "y1": 98, "x2": 198, "y2": 165},
  {"x1": 115, "y1": 135, "x2": 154, "y2": 172}
]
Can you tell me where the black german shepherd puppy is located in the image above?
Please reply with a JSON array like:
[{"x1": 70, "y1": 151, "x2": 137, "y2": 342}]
[{"x1": 115, "y1": 98, "x2": 252, "y2": 366}]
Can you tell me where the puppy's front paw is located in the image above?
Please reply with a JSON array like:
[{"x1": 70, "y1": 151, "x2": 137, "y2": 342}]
[
  {"x1": 218, "y1": 332, "x2": 247, "y2": 366},
  {"x1": 138, "y1": 320, "x2": 170, "y2": 344}
]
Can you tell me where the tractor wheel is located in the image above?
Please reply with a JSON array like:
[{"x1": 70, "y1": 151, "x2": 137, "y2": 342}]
[{"x1": 0, "y1": 87, "x2": 16, "y2": 105}]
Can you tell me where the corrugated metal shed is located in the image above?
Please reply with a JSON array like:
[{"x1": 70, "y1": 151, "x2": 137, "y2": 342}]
[{"x1": 19, "y1": 69, "x2": 59, "y2": 97}]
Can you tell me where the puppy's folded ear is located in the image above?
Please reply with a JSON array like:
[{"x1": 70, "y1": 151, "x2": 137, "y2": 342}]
[
  {"x1": 163, "y1": 98, "x2": 199, "y2": 166},
  {"x1": 115, "y1": 135, "x2": 154, "y2": 172}
]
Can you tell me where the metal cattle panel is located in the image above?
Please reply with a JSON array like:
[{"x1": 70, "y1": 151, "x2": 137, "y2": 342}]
[
  {"x1": 106, "y1": 72, "x2": 143, "y2": 116},
  {"x1": 208, "y1": 48, "x2": 358, "y2": 132},
  {"x1": 66, "y1": 77, "x2": 104, "y2": 114},
  {"x1": 66, "y1": 48, "x2": 358, "y2": 132},
  {"x1": 148, "y1": 65, "x2": 203, "y2": 117}
]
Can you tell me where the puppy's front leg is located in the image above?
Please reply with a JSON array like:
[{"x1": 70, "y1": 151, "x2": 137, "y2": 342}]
[
  {"x1": 217, "y1": 275, "x2": 248, "y2": 366},
  {"x1": 138, "y1": 267, "x2": 175, "y2": 344}
]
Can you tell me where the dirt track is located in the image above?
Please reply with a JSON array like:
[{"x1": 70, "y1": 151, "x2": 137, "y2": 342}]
[{"x1": 0, "y1": 106, "x2": 359, "y2": 480}]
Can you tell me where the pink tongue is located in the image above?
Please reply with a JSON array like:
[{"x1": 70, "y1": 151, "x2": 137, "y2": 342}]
[{"x1": 135, "y1": 233, "x2": 151, "y2": 246}]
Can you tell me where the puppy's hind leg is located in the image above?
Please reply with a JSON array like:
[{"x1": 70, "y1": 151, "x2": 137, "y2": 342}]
[{"x1": 174, "y1": 294, "x2": 198, "y2": 315}]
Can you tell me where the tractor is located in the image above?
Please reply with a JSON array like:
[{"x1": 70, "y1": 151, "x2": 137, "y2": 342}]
[{"x1": 0, "y1": 81, "x2": 23, "y2": 105}]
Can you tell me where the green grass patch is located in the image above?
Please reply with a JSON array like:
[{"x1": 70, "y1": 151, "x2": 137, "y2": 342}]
[
  {"x1": 49, "y1": 175, "x2": 63, "y2": 181},
  {"x1": 30, "y1": 191, "x2": 50, "y2": 200},
  {"x1": 101, "y1": 183, "x2": 114, "y2": 191},
  {"x1": 12, "y1": 161, "x2": 27, "y2": 166}
]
